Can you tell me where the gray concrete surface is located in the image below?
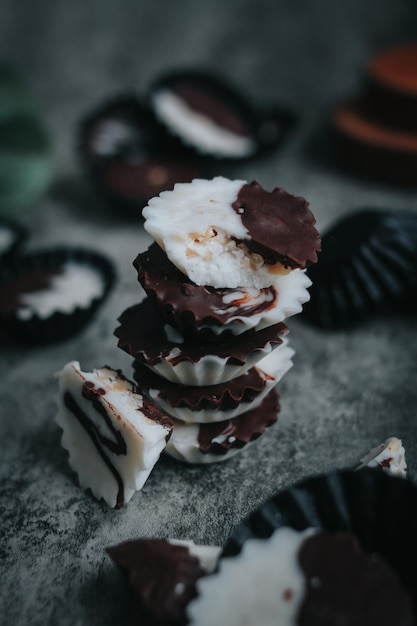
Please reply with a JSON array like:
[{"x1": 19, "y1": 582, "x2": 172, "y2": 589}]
[{"x1": 1, "y1": 1, "x2": 417, "y2": 624}]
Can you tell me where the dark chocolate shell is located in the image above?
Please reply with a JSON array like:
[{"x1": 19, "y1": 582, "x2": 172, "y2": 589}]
[
  {"x1": 0, "y1": 218, "x2": 27, "y2": 261},
  {"x1": 365, "y1": 43, "x2": 417, "y2": 133},
  {"x1": 78, "y1": 94, "x2": 203, "y2": 215},
  {"x1": 107, "y1": 538, "x2": 205, "y2": 625},
  {"x1": 133, "y1": 359, "x2": 268, "y2": 413},
  {"x1": 115, "y1": 298, "x2": 286, "y2": 384},
  {"x1": 148, "y1": 69, "x2": 295, "y2": 161},
  {"x1": 193, "y1": 389, "x2": 280, "y2": 456},
  {"x1": 222, "y1": 469, "x2": 417, "y2": 606},
  {"x1": 302, "y1": 209, "x2": 417, "y2": 329},
  {"x1": 0, "y1": 246, "x2": 115, "y2": 344},
  {"x1": 134, "y1": 243, "x2": 288, "y2": 342}
]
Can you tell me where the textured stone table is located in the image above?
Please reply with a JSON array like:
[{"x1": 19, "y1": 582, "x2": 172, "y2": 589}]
[{"x1": 1, "y1": 1, "x2": 417, "y2": 624}]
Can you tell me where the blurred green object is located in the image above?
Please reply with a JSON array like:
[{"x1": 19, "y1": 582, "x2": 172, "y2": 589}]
[{"x1": 0, "y1": 63, "x2": 51, "y2": 216}]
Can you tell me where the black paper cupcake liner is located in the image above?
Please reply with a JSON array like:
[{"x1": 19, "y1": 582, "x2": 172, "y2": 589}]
[
  {"x1": 0, "y1": 246, "x2": 115, "y2": 344},
  {"x1": 302, "y1": 209, "x2": 417, "y2": 328},
  {"x1": 222, "y1": 469, "x2": 417, "y2": 604}
]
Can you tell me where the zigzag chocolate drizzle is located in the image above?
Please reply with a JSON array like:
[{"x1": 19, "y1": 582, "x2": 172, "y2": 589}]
[{"x1": 64, "y1": 382, "x2": 127, "y2": 509}]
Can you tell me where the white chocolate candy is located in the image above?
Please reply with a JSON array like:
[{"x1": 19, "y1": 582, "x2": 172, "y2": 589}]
[
  {"x1": 17, "y1": 262, "x2": 105, "y2": 321},
  {"x1": 358, "y1": 437, "x2": 407, "y2": 478},
  {"x1": 187, "y1": 527, "x2": 314, "y2": 626},
  {"x1": 143, "y1": 177, "x2": 291, "y2": 289},
  {"x1": 193, "y1": 269, "x2": 311, "y2": 337},
  {"x1": 166, "y1": 420, "x2": 250, "y2": 465},
  {"x1": 145, "y1": 340, "x2": 294, "y2": 424},
  {"x1": 151, "y1": 90, "x2": 256, "y2": 158},
  {"x1": 55, "y1": 361, "x2": 173, "y2": 508},
  {"x1": 165, "y1": 398, "x2": 278, "y2": 465},
  {"x1": 166, "y1": 388, "x2": 280, "y2": 464},
  {"x1": 144, "y1": 321, "x2": 287, "y2": 387},
  {"x1": 150, "y1": 341, "x2": 275, "y2": 387}
]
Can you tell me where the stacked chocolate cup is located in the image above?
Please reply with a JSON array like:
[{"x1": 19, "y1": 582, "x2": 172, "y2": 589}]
[{"x1": 115, "y1": 177, "x2": 320, "y2": 464}]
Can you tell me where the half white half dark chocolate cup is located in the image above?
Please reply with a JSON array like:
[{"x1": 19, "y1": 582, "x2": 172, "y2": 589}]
[{"x1": 0, "y1": 246, "x2": 115, "y2": 343}]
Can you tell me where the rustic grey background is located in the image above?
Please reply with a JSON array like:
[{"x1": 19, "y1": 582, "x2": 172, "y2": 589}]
[{"x1": 1, "y1": 1, "x2": 417, "y2": 624}]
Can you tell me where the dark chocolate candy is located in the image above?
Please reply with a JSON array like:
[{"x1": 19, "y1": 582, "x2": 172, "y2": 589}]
[
  {"x1": 149, "y1": 69, "x2": 295, "y2": 161},
  {"x1": 115, "y1": 297, "x2": 286, "y2": 367},
  {"x1": 365, "y1": 43, "x2": 417, "y2": 133},
  {"x1": 169, "y1": 81, "x2": 251, "y2": 138},
  {"x1": 134, "y1": 242, "x2": 279, "y2": 340},
  {"x1": 231, "y1": 180, "x2": 321, "y2": 269},
  {"x1": 133, "y1": 360, "x2": 269, "y2": 412},
  {"x1": 297, "y1": 531, "x2": 414, "y2": 626},
  {"x1": 0, "y1": 267, "x2": 56, "y2": 315},
  {"x1": 221, "y1": 470, "x2": 417, "y2": 622},
  {"x1": 107, "y1": 538, "x2": 205, "y2": 625},
  {"x1": 222, "y1": 468, "x2": 417, "y2": 612},
  {"x1": 100, "y1": 158, "x2": 201, "y2": 206},
  {"x1": 332, "y1": 100, "x2": 417, "y2": 187},
  {"x1": 196, "y1": 388, "x2": 279, "y2": 455},
  {"x1": 79, "y1": 94, "x2": 203, "y2": 215},
  {"x1": 64, "y1": 371, "x2": 172, "y2": 510}
]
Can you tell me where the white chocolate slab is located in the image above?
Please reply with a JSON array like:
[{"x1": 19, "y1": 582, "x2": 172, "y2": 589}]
[{"x1": 55, "y1": 361, "x2": 172, "y2": 508}]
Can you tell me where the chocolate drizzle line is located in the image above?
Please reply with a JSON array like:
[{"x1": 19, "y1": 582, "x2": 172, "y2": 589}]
[{"x1": 64, "y1": 383, "x2": 127, "y2": 509}]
